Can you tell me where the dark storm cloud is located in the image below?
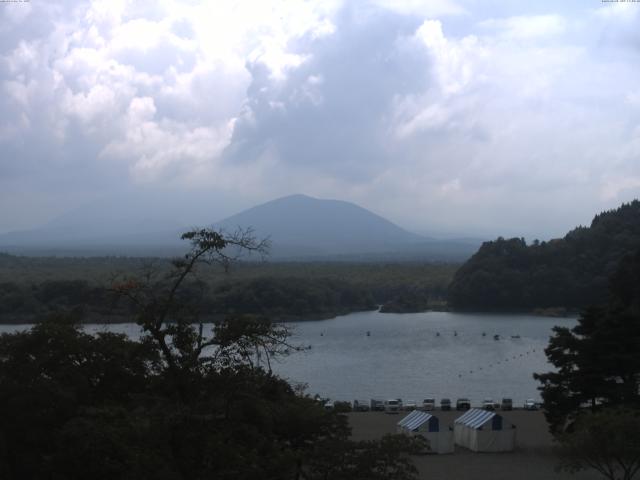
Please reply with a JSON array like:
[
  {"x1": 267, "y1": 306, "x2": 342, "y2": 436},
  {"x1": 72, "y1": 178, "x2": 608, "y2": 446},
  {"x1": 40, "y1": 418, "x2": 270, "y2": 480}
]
[{"x1": 224, "y1": 6, "x2": 429, "y2": 179}]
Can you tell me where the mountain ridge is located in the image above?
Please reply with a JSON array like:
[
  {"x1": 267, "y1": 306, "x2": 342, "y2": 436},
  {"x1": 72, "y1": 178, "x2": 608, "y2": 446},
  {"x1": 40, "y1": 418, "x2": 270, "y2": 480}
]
[{"x1": 0, "y1": 194, "x2": 479, "y2": 260}]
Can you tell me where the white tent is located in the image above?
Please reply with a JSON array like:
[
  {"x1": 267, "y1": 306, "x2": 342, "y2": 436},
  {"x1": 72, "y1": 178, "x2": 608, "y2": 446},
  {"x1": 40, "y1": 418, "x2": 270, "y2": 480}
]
[
  {"x1": 397, "y1": 410, "x2": 454, "y2": 454},
  {"x1": 454, "y1": 408, "x2": 516, "y2": 452}
]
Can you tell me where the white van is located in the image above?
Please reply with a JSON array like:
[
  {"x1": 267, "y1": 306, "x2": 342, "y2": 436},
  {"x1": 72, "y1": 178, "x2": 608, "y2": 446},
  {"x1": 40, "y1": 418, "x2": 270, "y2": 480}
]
[{"x1": 384, "y1": 399, "x2": 401, "y2": 413}]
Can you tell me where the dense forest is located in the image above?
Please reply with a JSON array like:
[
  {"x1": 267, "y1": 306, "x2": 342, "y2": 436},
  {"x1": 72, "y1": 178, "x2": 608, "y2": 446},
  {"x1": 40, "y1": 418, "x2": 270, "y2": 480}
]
[
  {"x1": 448, "y1": 201, "x2": 640, "y2": 311},
  {"x1": 0, "y1": 255, "x2": 456, "y2": 322}
]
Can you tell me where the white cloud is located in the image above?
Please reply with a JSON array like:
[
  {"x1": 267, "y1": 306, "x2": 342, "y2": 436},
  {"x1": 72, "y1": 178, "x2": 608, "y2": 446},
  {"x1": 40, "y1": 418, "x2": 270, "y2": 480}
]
[
  {"x1": 0, "y1": 0, "x2": 342, "y2": 186},
  {"x1": 479, "y1": 15, "x2": 566, "y2": 40},
  {"x1": 414, "y1": 20, "x2": 482, "y2": 95},
  {"x1": 372, "y1": 0, "x2": 467, "y2": 17},
  {"x1": 63, "y1": 84, "x2": 116, "y2": 124}
]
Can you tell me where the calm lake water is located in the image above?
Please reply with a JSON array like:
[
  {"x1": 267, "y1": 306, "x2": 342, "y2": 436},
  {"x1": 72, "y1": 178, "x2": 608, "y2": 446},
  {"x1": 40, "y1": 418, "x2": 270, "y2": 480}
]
[{"x1": 0, "y1": 311, "x2": 575, "y2": 406}]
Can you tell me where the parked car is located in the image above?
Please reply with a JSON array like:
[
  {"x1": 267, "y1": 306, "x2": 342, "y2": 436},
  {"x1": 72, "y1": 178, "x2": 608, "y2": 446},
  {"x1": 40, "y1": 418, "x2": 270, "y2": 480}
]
[
  {"x1": 422, "y1": 398, "x2": 436, "y2": 410},
  {"x1": 370, "y1": 399, "x2": 385, "y2": 411},
  {"x1": 404, "y1": 400, "x2": 417, "y2": 411},
  {"x1": 440, "y1": 398, "x2": 452, "y2": 411},
  {"x1": 384, "y1": 399, "x2": 401, "y2": 414},
  {"x1": 456, "y1": 398, "x2": 471, "y2": 410},
  {"x1": 524, "y1": 399, "x2": 537, "y2": 410},
  {"x1": 353, "y1": 400, "x2": 370, "y2": 412},
  {"x1": 482, "y1": 398, "x2": 495, "y2": 410},
  {"x1": 501, "y1": 398, "x2": 513, "y2": 410}
]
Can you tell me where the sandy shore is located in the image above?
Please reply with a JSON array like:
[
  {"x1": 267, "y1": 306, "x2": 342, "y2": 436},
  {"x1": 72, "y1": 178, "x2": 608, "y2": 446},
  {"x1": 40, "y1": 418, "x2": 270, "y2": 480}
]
[{"x1": 348, "y1": 410, "x2": 601, "y2": 480}]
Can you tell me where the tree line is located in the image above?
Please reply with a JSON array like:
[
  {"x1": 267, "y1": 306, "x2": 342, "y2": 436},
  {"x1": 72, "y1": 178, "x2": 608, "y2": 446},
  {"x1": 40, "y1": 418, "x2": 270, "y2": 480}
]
[
  {"x1": 0, "y1": 259, "x2": 455, "y2": 323},
  {"x1": 448, "y1": 200, "x2": 640, "y2": 311}
]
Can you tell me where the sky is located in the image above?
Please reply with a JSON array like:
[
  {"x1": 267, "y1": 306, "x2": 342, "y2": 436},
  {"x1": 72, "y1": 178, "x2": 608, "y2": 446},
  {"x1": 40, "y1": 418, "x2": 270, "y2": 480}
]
[{"x1": 0, "y1": 0, "x2": 639, "y2": 239}]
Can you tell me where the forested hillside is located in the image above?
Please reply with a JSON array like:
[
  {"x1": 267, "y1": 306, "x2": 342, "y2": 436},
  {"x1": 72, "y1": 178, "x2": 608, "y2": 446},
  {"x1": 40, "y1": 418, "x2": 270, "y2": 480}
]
[{"x1": 448, "y1": 201, "x2": 640, "y2": 311}]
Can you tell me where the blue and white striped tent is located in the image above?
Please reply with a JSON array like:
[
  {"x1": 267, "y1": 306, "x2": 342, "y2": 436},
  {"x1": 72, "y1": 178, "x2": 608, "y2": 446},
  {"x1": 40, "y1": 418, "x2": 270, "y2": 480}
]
[
  {"x1": 454, "y1": 408, "x2": 516, "y2": 452},
  {"x1": 398, "y1": 410, "x2": 439, "y2": 432},
  {"x1": 397, "y1": 410, "x2": 454, "y2": 454}
]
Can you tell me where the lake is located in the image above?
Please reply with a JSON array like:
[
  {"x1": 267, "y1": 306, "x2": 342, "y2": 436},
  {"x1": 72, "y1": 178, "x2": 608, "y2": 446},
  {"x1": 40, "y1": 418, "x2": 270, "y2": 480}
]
[{"x1": 0, "y1": 311, "x2": 575, "y2": 406}]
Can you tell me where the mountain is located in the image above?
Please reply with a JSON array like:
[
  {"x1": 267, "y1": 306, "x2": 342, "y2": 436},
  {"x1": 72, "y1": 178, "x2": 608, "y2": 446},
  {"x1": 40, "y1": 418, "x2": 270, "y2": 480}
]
[
  {"x1": 448, "y1": 200, "x2": 640, "y2": 311},
  {"x1": 213, "y1": 194, "x2": 480, "y2": 260},
  {"x1": 215, "y1": 194, "x2": 423, "y2": 256},
  {"x1": 0, "y1": 193, "x2": 480, "y2": 260}
]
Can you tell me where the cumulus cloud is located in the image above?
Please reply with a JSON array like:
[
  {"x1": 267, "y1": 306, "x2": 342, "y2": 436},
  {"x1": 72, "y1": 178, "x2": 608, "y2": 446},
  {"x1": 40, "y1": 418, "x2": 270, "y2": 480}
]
[
  {"x1": 0, "y1": 0, "x2": 343, "y2": 229},
  {"x1": 0, "y1": 0, "x2": 639, "y2": 239}
]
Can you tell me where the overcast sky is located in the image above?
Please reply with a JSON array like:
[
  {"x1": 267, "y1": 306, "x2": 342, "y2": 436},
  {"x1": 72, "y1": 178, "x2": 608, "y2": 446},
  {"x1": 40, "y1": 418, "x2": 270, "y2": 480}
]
[{"x1": 1, "y1": 0, "x2": 639, "y2": 239}]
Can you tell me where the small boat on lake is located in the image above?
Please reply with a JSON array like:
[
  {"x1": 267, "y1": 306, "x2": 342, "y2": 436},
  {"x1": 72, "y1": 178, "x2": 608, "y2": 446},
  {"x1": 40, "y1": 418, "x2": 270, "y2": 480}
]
[{"x1": 493, "y1": 334, "x2": 500, "y2": 341}]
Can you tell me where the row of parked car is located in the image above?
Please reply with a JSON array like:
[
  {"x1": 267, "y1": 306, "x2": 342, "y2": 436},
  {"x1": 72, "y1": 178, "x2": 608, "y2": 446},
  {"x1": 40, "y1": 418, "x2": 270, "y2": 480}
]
[{"x1": 328, "y1": 397, "x2": 540, "y2": 412}]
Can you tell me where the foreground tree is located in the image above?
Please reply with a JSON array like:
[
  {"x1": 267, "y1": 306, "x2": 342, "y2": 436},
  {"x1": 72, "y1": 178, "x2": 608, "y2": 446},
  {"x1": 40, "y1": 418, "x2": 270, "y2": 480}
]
[
  {"x1": 534, "y1": 249, "x2": 640, "y2": 433},
  {"x1": 556, "y1": 408, "x2": 640, "y2": 480},
  {"x1": 0, "y1": 229, "x2": 422, "y2": 480}
]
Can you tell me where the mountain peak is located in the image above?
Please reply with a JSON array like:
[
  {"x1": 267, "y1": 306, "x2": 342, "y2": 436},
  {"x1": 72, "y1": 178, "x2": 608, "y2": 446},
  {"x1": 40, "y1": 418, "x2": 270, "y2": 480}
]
[{"x1": 216, "y1": 195, "x2": 423, "y2": 256}]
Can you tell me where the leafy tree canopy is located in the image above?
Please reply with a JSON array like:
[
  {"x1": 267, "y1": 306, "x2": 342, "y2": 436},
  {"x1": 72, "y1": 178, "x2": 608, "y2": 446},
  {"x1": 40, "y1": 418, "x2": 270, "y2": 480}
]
[
  {"x1": 534, "y1": 249, "x2": 640, "y2": 433},
  {"x1": 449, "y1": 200, "x2": 640, "y2": 311},
  {"x1": 556, "y1": 408, "x2": 640, "y2": 480}
]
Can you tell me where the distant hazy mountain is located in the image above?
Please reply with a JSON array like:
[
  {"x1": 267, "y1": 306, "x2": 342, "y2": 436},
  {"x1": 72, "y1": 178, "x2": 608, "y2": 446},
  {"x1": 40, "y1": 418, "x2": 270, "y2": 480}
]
[
  {"x1": 215, "y1": 194, "x2": 422, "y2": 255},
  {"x1": 0, "y1": 193, "x2": 480, "y2": 260}
]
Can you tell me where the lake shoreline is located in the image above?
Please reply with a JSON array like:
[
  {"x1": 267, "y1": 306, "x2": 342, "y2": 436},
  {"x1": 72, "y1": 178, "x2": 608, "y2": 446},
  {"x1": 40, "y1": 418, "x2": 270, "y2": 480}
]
[{"x1": 0, "y1": 305, "x2": 580, "y2": 325}]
